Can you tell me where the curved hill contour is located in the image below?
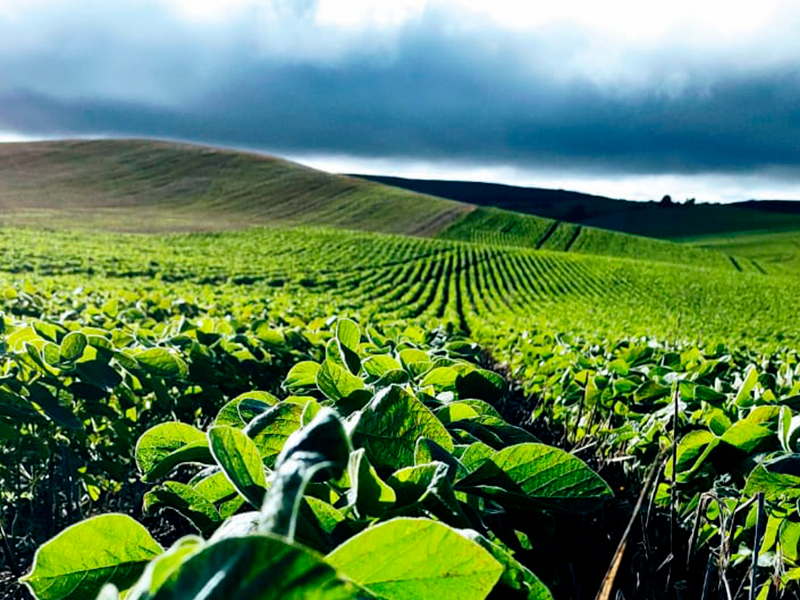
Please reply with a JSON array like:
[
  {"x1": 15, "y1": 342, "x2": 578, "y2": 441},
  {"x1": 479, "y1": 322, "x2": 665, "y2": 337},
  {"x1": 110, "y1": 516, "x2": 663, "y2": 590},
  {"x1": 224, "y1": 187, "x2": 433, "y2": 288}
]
[
  {"x1": 0, "y1": 139, "x2": 751, "y2": 271},
  {"x1": 0, "y1": 139, "x2": 471, "y2": 235}
]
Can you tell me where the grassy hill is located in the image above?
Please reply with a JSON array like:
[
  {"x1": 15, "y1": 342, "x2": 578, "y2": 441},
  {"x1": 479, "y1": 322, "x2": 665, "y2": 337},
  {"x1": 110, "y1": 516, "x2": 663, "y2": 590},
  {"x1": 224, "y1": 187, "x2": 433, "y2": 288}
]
[
  {"x1": 356, "y1": 174, "x2": 800, "y2": 240},
  {"x1": 0, "y1": 139, "x2": 471, "y2": 235},
  {"x1": 436, "y1": 207, "x2": 753, "y2": 271},
  {"x1": 686, "y1": 229, "x2": 800, "y2": 273},
  {"x1": 0, "y1": 139, "x2": 758, "y2": 271}
]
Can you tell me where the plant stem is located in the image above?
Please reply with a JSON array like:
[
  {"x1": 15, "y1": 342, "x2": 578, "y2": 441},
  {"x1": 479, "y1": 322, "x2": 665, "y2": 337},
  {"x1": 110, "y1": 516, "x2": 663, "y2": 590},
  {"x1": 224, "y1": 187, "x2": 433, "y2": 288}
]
[
  {"x1": 0, "y1": 515, "x2": 21, "y2": 577},
  {"x1": 749, "y1": 491, "x2": 766, "y2": 600}
]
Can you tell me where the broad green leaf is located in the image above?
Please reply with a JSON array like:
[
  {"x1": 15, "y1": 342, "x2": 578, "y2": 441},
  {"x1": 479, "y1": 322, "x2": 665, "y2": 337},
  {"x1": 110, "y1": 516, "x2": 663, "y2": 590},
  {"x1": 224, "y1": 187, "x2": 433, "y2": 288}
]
[
  {"x1": 137, "y1": 348, "x2": 188, "y2": 378},
  {"x1": 303, "y1": 497, "x2": 346, "y2": 536},
  {"x1": 237, "y1": 392, "x2": 280, "y2": 422},
  {"x1": 458, "y1": 530, "x2": 554, "y2": 600},
  {"x1": 348, "y1": 448, "x2": 396, "y2": 516},
  {"x1": 28, "y1": 383, "x2": 82, "y2": 430},
  {"x1": 734, "y1": 365, "x2": 759, "y2": 407},
  {"x1": 455, "y1": 369, "x2": 506, "y2": 402},
  {"x1": 386, "y1": 462, "x2": 468, "y2": 526},
  {"x1": 317, "y1": 360, "x2": 364, "y2": 401},
  {"x1": 127, "y1": 537, "x2": 204, "y2": 600},
  {"x1": 456, "y1": 443, "x2": 613, "y2": 512},
  {"x1": 75, "y1": 359, "x2": 122, "y2": 391},
  {"x1": 144, "y1": 482, "x2": 221, "y2": 537},
  {"x1": 136, "y1": 423, "x2": 213, "y2": 482},
  {"x1": 354, "y1": 385, "x2": 454, "y2": 473},
  {"x1": 60, "y1": 331, "x2": 88, "y2": 362},
  {"x1": 337, "y1": 318, "x2": 361, "y2": 375},
  {"x1": 261, "y1": 409, "x2": 351, "y2": 540},
  {"x1": 673, "y1": 430, "x2": 716, "y2": 475},
  {"x1": 327, "y1": 518, "x2": 502, "y2": 600},
  {"x1": 208, "y1": 426, "x2": 267, "y2": 508},
  {"x1": 191, "y1": 470, "x2": 244, "y2": 519},
  {"x1": 283, "y1": 361, "x2": 320, "y2": 393},
  {"x1": 150, "y1": 535, "x2": 367, "y2": 600},
  {"x1": 414, "y1": 438, "x2": 467, "y2": 482},
  {"x1": 720, "y1": 421, "x2": 774, "y2": 454},
  {"x1": 421, "y1": 367, "x2": 461, "y2": 391},
  {"x1": 362, "y1": 355, "x2": 402, "y2": 379},
  {"x1": 436, "y1": 403, "x2": 481, "y2": 423},
  {"x1": 22, "y1": 514, "x2": 162, "y2": 600},
  {"x1": 243, "y1": 402, "x2": 304, "y2": 467},
  {"x1": 745, "y1": 464, "x2": 800, "y2": 501},
  {"x1": 459, "y1": 442, "x2": 495, "y2": 473},
  {"x1": 399, "y1": 348, "x2": 430, "y2": 372},
  {"x1": 214, "y1": 399, "x2": 248, "y2": 429}
]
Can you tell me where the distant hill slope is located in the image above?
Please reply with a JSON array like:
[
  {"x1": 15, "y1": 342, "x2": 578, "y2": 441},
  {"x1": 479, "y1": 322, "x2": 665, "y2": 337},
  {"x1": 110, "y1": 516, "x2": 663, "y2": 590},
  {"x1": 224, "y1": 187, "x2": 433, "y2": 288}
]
[
  {"x1": 0, "y1": 139, "x2": 752, "y2": 272},
  {"x1": 687, "y1": 229, "x2": 800, "y2": 274},
  {"x1": 0, "y1": 140, "x2": 470, "y2": 235},
  {"x1": 733, "y1": 200, "x2": 800, "y2": 214},
  {"x1": 355, "y1": 174, "x2": 800, "y2": 239},
  {"x1": 438, "y1": 207, "x2": 744, "y2": 272}
]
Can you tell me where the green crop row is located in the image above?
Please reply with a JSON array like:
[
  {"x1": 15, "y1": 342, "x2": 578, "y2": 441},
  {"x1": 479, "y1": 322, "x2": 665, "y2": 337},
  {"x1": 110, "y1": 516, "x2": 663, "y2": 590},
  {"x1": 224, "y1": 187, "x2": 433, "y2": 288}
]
[
  {"x1": 18, "y1": 318, "x2": 615, "y2": 600},
  {"x1": 3, "y1": 221, "x2": 800, "y2": 599}
]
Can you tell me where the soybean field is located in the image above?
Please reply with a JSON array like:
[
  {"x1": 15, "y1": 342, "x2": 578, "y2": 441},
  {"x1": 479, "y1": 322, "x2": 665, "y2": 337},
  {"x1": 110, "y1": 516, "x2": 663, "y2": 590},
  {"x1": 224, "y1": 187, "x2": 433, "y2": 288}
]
[{"x1": 3, "y1": 140, "x2": 800, "y2": 600}]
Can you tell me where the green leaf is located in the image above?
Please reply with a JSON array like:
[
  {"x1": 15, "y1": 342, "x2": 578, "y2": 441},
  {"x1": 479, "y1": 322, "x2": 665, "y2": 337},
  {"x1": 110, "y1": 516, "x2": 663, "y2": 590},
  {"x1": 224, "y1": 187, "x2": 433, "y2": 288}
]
[
  {"x1": 191, "y1": 470, "x2": 244, "y2": 519},
  {"x1": 237, "y1": 392, "x2": 280, "y2": 422},
  {"x1": 720, "y1": 420, "x2": 774, "y2": 454},
  {"x1": 75, "y1": 359, "x2": 122, "y2": 391},
  {"x1": 456, "y1": 443, "x2": 613, "y2": 512},
  {"x1": 208, "y1": 426, "x2": 267, "y2": 508},
  {"x1": 243, "y1": 402, "x2": 304, "y2": 467},
  {"x1": 283, "y1": 361, "x2": 320, "y2": 393},
  {"x1": 22, "y1": 514, "x2": 162, "y2": 600},
  {"x1": 348, "y1": 448, "x2": 396, "y2": 516},
  {"x1": 126, "y1": 537, "x2": 204, "y2": 600},
  {"x1": 337, "y1": 318, "x2": 362, "y2": 375},
  {"x1": 144, "y1": 482, "x2": 221, "y2": 537},
  {"x1": 137, "y1": 348, "x2": 188, "y2": 378},
  {"x1": 674, "y1": 430, "x2": 716, "y2": 474},
  {"x1": 421, "y1": 367, "x2": 461, "y2": 391},
  {"x1": 59, "y1": 332, "x2": 88, "y2": 362},
  {"x1": 458, "y1": 530, "x2": 554, "y2": 600},
  {"x1": 455, "y1": 369, "x2": 506, "y2": 402},
  {"x1": 260, "y1": 409, "x2": 351, "y2": 540},
  {"x1": 459, "y1": 442, "x2": 495, "y2": 473},
  {"x1": 745, "y1": 464, "x2": 800, "y2": 501},
  {"x1": 302, "y1": 497, "x2": 346, "y2": 536},
  {"x1": 734, "y1": 365, "x2": 759, "y2": 407},
  {"x1": 386, "y1": 462, "x2": 468, "y2": 527},
  {"x1": 28, "y1": 383, "x2": 82, "y2": 430},
  {"x1": 354, "y1": 385, "x2": 454, "y2": 473},
  {"x1": 327, "y1": 518, "x2": 502, "y2": 600},
  {"x1": 316, "y1": 360, "x2": 364, "y2": 401},
  {"x1": 362, "y1": 355, "x2": 402, "y2": 379},
  {"x1": 150, "y1": 535, "x2": 367, "y2": 600},
  {"x1": 136, "y1": 423, "x2": 213, "y2": 482},
  {"x1": 399, "y1": 349, "x2": 430, "y2": 375}
]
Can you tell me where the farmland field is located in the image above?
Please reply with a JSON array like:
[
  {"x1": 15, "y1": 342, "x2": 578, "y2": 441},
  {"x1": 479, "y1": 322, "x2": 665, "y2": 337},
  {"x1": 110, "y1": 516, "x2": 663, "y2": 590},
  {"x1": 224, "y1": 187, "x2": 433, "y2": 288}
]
[{"x1": 3, "y1": 140, "x2": 800, "y2": 600}]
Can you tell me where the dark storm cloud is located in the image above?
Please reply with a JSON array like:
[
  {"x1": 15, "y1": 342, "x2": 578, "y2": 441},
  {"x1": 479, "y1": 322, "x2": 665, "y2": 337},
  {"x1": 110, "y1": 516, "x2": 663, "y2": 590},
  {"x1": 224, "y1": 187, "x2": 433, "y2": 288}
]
[{"x1": 1, "y1": 1, "x2": 799, "y2": 176}]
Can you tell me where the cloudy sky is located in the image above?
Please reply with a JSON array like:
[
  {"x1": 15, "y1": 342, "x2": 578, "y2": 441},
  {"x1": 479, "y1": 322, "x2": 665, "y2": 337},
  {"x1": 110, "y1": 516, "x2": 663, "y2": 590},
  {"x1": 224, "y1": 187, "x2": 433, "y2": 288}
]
[{"x1": 1, "y1": 0, "x2": 799, "y2": 201}]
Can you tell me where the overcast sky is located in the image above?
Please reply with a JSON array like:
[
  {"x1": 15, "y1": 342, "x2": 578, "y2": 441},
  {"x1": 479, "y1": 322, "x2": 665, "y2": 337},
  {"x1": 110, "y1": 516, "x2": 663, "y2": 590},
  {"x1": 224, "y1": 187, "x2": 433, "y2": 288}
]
[{"x1": 1, "y1": 0, "x2": 800, "y2": 201}]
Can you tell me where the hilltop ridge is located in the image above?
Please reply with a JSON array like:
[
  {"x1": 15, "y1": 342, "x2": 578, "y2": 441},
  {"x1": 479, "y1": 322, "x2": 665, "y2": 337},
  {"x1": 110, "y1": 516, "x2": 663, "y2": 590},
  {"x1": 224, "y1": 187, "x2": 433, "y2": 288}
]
[{"x1": 0, "y1": 139, "x2": 754, "y2": 270}]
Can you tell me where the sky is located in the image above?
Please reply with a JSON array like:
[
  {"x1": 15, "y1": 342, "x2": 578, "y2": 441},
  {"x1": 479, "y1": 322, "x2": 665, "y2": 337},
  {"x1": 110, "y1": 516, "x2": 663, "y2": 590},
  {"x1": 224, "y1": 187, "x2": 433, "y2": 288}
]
[{"x1": 1, "y1": 0, "x2": 800, "y2": 202}]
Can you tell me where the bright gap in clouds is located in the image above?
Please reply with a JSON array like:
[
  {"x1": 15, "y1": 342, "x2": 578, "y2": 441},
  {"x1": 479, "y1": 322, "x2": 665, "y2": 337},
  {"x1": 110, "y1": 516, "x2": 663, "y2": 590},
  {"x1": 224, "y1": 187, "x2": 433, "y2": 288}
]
[
  {"x1": 290, "y1": 153, "x2": 800, "y2": 203},
  {"x1": 0, "y1": 131, "x2": 38, "y2": 142},
  {"x1": 162, "y1": 0, "x2": 790, "y2": 39}
]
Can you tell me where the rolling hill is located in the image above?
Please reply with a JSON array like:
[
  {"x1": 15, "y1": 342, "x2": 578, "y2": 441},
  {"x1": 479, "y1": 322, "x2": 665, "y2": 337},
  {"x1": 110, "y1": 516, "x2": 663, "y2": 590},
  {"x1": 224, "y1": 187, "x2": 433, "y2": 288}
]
[
  {"x1": 0, "y1": 139, "x2": 762, "y2": 271},
  {"x1": 0, "y1": 139, "x2": 470, "y2": 236},
  {"x1": 355, "y1": 174, "x2": 800, "y2": 240}
]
